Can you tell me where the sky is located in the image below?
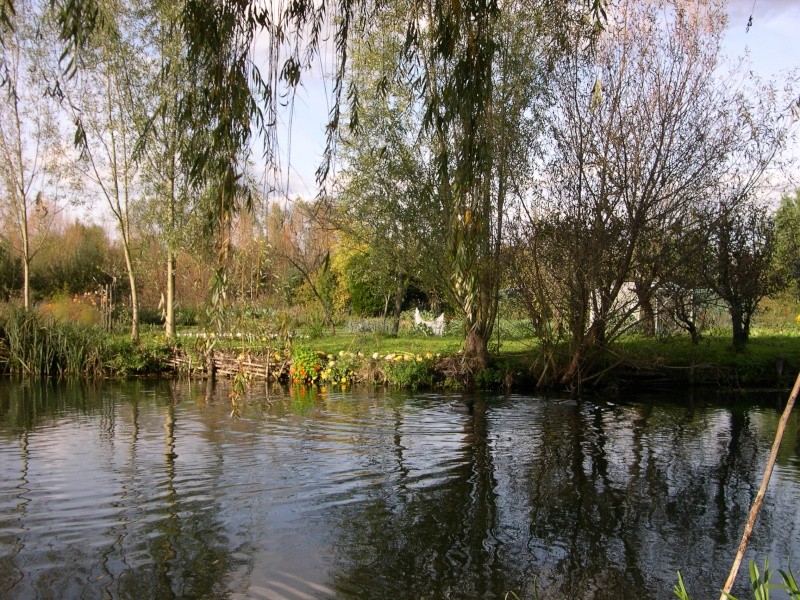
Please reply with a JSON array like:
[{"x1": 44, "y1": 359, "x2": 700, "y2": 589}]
[
  {"x1": 268, "y1": 0, "x2": 800, "y2": 205},
  {"x1": 81, "y1": 0, "x2": 800, "y2": 227},
  {"x1": 725, "y1": 0, "x2": 800, "y2": 74}
]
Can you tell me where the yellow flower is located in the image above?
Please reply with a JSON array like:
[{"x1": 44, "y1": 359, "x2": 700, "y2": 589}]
[{"x1": 340, "y1": 377, "x2": 347, "y2": 383}]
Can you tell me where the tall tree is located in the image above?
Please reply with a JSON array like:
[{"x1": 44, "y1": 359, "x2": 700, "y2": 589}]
[
  {"x1": 0, "y1": 0, "x2": 65, "y2": 310},
  {"x1": 512, "y1": 0, "x2": 792, "y2": 384},
  {"x1": 335, "y1": 4, "x2": 445, "y2": 336},
  {"x1": 60, "y1": 0, "x2": 145, "y2": 341},
  {"x1": 135, "y1": 0, "x2": 195, "y2": 338},
  {"x1": 774, "y1": 189, "x2": 800, "y2": 298},
  {"x1": 703, "y1": 199, "x2": 779, "y2": 349}
]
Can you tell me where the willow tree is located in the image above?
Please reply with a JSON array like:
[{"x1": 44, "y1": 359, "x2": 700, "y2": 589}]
[
  {"x1": 511, "y1": 0, "x2": 793, "y2": 385},
  {"x1": 57, "y1": 1, "x2": 147, "y2": 341},
  {"x1": 3, "y1": 0, "x2": 605, "y2": 360},
  {"x1": 333, "y1": 0, "x2": 593, "y2": 366},
  {"x1": 334, "y1": 1, "x2": 444, "y2": 336},
  {"x1": 134, "y1": 0, "x2": 196, "y2": 338}
]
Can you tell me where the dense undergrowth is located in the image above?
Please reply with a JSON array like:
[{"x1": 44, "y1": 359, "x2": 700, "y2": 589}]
[
  {"x1": 0, "y1": 307, "x2": 171, "y2": 379},
  {"x1": 1, "y1": 300, "x2": 799, "y2": 389}
]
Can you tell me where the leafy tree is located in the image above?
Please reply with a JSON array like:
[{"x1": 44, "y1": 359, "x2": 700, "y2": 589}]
[
  {"x1": 30, "y1": 220, "x2": 115, "y2": 296},
  {"x1": 134, "y1": 0, "x2": 196, "y2": 338},
  {"x1": 511, "y1": 0, "x2": 792, "y2": 383},
  {"x1": 703, "y1": 200, "x2": 780, "y2": 349},
  {"x1": 774, "y1": 189, "x2": 800, "y2": 298},
  {"x1": 0, "y1": 0, "x2": 67, "y2": 310},
  {"x1": 334, "y1": 4, "x2": 446, "y2": 335}
]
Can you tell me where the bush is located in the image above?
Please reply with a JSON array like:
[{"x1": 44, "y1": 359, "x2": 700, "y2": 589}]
[
  {"x1": 38, "y1": 293, "x2": 102, "y2": 327},
  {"x1": 381, "y1": 353, "x2": 437, "y2": 389},
  {"x1": 103, "y1": 335, "x2": 173, "y2": 376}
]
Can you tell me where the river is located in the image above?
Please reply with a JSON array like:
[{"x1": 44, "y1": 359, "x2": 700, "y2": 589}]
[{"x1": 1, "y1": 379, "x2": 799, "y2": 599}]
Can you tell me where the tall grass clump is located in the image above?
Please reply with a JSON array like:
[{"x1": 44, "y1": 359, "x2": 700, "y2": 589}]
[{"x1": 0, "y1": 307, "x2": 106, "y2": 379}]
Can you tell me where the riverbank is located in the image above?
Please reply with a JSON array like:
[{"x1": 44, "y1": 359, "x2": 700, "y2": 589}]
[
  {"x1": 148, "y1": 331, "x2": 800, "y2": 391},
  {"x1": 1, "y1": 307, "x2": 799, "y2": 390}
]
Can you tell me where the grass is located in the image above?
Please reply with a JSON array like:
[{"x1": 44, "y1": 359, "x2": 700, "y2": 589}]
[
  {"x1": 162, "y1": 301, "x2": 800, "y2": 389},
  {"x1": 4, "y1": 297, "x2": 800, "y2": 388}
]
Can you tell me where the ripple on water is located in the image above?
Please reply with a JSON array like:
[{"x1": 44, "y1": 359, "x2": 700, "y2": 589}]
[{"x1": 2, "y1": 383, "x2": 800, "y2": 600}]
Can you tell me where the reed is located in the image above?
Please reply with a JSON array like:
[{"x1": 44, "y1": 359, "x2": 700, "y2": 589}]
[{"x1": 0, "y1": 307, "x2": 105, "y2": 379}]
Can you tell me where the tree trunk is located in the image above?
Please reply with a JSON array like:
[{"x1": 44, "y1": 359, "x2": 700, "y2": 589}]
[
  {"x1": 688, "y1": 322, "x2": 701, "y2": 345},
  {"x1": 464, "y1": 326, "x2": 490, "y2": 372},
  {"x1": 730, "y1": 306, "x2": 748, "y2": 350},
  {"x1": 122, "y1": 240, "x2": 139, "y2": 343},
  {"x1": 165, "y1": 249, "x2": 176, "y2": 338},
  {"x1": 639, "y1": 298, "x2": 655, "y2": 336},
  {"x1": 634, "y1": 280, "x2": 655, "y2": 336},
  {"x1": 19, "y1": 210, "x2": 30, "y2": 311},
  {"x1": 165, "y1": 173, "x2": 176, "y2": 339},
  {"x1": 561, "y1": 318, "x2": 606, "y2": 387},
  {"x1": 390, "y1": 274, "x2": 404, "y2": 337},
  {"x1": 22, "y1": 255, "x2": 30, "y2": 311}
]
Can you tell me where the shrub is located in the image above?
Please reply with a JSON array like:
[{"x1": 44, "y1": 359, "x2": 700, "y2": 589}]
[
  {"x1": 103, "y1": 336, "x2": 172, "y2": 377},
  {"x1": 289, "y1": 346, "x2": 324, "y2": 385},
  {"x1": 381, "y1": 353, "x2": 437, "y2": 389},
  {"x1": 38, "y1": 293, "x2": 102, "y2": 327}
]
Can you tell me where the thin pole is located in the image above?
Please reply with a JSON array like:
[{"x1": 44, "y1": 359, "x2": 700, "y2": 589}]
[{"x1": 719, "y1": 372, "x2": 800, "y2": 599}]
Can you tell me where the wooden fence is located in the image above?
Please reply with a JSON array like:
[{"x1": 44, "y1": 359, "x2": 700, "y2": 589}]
[{"x1": 169, "y1": 350, "x2": 290, "y2": 382}]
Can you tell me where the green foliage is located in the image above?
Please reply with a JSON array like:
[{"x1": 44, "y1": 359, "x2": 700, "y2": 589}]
[
  {"x1": 102, "y1": 335, "x2": 172, "y2": 377},
  {"x1": 673, "y1": 572, "x2": 690, "y2": 600},
  {"x1": 779, "y1": 564, "x2": 800, "y2": 598},
  {"x1": 342, "y1": 250, "x2": 387, "y2": 317},
  {"x1": 320, "y1": 351, "x2": 361, "y2": 386},
  {"x1": 675, "y1": 560, "x2": 800, "y2": 600},
  {"x1": 289, "y1": 346, "x2": 323, "y2": 385},
  {"x1": 775, "y1": 190, "x2": 800, "y2": 298},
  {"x1": 30, "y1": 222, "x2": 115, "y2": 297},
  {"x1": 474, "y1": 366, "x2": 501, "y2": 389},
  {"x1": 0, "y1": 306, "x2": 105, "y2": 378},
  {"x1": 382, "y1": 354, "x2": 436, "y2": 389}
]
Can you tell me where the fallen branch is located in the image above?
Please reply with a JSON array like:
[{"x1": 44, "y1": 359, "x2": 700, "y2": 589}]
[{"x1": 719, "y1": 371, "x2": 800, "y2": 599}]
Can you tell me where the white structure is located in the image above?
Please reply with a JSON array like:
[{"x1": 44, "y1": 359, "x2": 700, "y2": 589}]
[{"x1": 414, "y1": 308, "x2": 445, "y2": 336}]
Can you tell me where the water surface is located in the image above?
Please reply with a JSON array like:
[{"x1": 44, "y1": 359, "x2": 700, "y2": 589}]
[{"x1": 1, "y1": 380, "x2": 799, "y2": 599}]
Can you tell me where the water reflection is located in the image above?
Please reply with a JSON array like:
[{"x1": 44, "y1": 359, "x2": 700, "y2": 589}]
[
  {"x1": 0, "y1": 381, "x2": 231, "y2": 599},
  {"x1": 0, "y1": 381, "x2": 798, "y2": 599}
]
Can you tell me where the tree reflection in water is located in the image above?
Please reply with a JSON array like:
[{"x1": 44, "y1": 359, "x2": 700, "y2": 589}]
[
  {"x1": 0, "y1": 381, "x2": 231, "y2": 599},
  {"x1": 1, "y1": 383, "x2": 799, "y2": 600},
  {"x1": 324, "y1": 393, "x2": 798, "y2": 600}
]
